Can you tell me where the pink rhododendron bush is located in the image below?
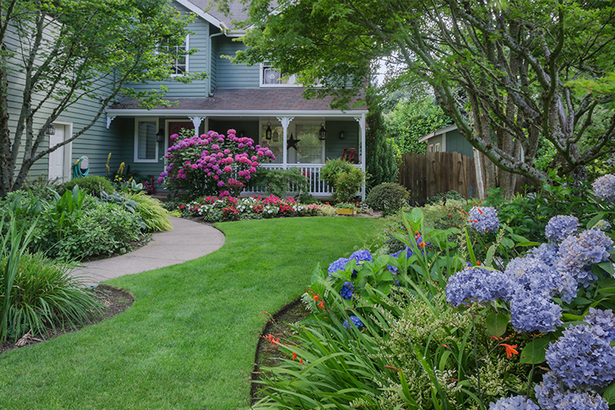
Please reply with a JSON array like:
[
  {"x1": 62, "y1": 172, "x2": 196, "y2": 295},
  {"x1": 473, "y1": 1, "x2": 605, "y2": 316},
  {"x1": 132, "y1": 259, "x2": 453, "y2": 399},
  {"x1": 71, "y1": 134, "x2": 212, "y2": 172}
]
[{"x1": 158, "y1": 129, "x2": 275, "y2": 198}]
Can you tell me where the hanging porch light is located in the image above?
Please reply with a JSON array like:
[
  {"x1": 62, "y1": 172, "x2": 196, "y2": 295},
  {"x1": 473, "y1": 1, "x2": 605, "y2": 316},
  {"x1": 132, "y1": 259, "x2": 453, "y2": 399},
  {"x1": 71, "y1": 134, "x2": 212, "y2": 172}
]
[
  {"x1": 318, "y1": 121, "x2": 327, "y2": 141},
  {"x1": 265, "y1": 121, "x2": 272, "y2": 140}
]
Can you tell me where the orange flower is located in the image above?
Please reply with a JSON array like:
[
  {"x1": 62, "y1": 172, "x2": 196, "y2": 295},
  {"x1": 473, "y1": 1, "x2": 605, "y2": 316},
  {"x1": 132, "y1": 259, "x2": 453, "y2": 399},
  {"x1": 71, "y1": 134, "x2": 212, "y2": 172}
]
[
  {"x1": 500, "y1": 344, "x2": 518, "y2": 358},
  {"x1": 291, "y1": 352, "x2": 297, "y2": 361},
  {"x1": 318, "y1": 301, "x2": 324, "y2": 308},
  {"x1": 313, "y1": 294, "x2": 320, "y2": 302}
]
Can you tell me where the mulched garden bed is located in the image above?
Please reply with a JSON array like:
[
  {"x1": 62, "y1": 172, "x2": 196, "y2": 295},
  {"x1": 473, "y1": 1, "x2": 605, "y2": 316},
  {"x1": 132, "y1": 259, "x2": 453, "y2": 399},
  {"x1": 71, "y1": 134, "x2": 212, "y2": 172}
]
[{"x1": 0, "y1": 284, "x2": 133, "y2": 355}]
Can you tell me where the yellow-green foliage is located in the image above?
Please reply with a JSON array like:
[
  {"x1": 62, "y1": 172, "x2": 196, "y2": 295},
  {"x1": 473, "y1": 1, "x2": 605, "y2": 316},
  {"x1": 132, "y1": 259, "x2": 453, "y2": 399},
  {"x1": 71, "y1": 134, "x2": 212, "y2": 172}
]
[
  {"x1": 421, "y1": 199, "x2": 469, "y2": 230},
  {"x1": 125, "y1": 192, "x2": 173, "y2": 233},
  {"x1": 317, "y1": 204, "x2": 337, "y2": 217}
]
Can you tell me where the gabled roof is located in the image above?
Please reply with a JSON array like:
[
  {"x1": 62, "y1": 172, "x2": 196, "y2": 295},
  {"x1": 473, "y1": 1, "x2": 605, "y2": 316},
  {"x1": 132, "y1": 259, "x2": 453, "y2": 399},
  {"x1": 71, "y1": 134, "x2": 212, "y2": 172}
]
[
  {"x1": 181, "y1": 0, "x2": 250, "y2": 31},
  {"x1": 419, "y1": 124, "x2": 458, "y2": 143}
]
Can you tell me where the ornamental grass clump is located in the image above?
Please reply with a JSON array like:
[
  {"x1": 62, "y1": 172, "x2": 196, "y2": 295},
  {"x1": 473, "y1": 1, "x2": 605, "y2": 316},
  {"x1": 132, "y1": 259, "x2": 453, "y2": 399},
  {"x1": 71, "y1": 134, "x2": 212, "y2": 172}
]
[{"x1": 159, "y1": 129, "x2": 275, "y2": 198}]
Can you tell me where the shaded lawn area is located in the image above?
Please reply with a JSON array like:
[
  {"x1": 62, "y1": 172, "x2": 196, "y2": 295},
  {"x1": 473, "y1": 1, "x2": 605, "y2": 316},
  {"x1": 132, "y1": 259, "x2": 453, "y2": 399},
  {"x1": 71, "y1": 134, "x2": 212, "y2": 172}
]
[{"x1": 0, "y1": 217, "x2": 388, "y2": 410}]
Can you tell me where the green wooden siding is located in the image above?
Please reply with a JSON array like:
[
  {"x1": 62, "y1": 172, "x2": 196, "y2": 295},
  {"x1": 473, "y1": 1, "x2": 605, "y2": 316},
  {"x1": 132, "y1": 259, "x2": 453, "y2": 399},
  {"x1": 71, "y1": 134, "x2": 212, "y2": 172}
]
[
  {"x1": 214, "y1": 36, "x2": 260, "y2": 88},
  {"x1": 446, "y1": 130, "x2": 474, "y2": 157},
  {"x1": 324, "y1": 121, "x2": 359, "y2": 161},
  {"x1": 4, "y1": 24, "x2": 120, "y2": 181},
  {"x1": 126, "y1": 1, "x2": 210, "y2": 98}
]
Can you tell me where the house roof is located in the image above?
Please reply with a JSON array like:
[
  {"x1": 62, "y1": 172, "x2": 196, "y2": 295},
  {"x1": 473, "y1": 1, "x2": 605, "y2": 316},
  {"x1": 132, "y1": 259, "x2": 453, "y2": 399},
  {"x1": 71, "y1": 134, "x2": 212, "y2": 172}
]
[
  {"x1": 108, "y1": 88, "x2": 367, "y2": 116},
  {"x1": 418, "y1": 124, "x2": 458, "y2": 143},
  {"x1": 182, "y1": 0, "x2": 250, "y2": 30}
]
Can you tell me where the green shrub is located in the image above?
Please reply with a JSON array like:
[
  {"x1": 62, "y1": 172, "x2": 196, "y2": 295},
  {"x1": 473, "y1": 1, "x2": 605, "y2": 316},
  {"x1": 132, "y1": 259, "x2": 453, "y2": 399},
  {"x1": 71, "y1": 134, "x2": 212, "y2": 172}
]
[
  {"x1": 320, "y1": 158, "x2": 355, "y2": 186},
  {"x1": 365, "y1": 182, "x2": 409, "y2": 215},
  {"x1": 124, "y1": 192, "x2": 173, "y2": 233},
  {"x1": 426, "y1": 190, "x2": 465, "y2": 205},
  {"x1": 58, "y1": 176, "x2": 114, "y2": 197},
  {"x1": 253, "y1": 168, "x2": 310, "y2": 199},
  {"x1": 334, "y1": 167, "x2": 365, "y2": 202},
  {"x1": 0, "y1": 253, "x2": 102, "y2": 340}
]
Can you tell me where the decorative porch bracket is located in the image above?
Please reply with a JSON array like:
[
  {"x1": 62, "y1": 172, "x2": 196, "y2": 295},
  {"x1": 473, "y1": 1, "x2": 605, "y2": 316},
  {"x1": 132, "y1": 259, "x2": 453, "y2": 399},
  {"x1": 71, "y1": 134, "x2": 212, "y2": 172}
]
[
  {"x1": 106, "y1": 115, "x2": 116, "y2": 129},
  {"x1": 277, "y1": 117, "x2": 294, "y2": 169},
  {"x1": 355, "y1": 114, "x2": 367, "y2": 200},
  {"x1": 188, "y1": 116, "x2": 206, "y2": 134}
]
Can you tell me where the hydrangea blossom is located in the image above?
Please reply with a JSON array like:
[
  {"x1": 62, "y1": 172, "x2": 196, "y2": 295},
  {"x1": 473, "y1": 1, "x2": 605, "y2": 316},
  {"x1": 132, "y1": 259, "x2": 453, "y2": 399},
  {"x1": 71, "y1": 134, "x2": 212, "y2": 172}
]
[
  {"x1": 510, "y1": 289, "x2": 562, "y2": 332},
  {"x1": 488, "y1": 396, "x2": 539, "y2": 410},
  {"x1": 446, "y1": 268, "x2": 515, "y2": 306},
  {"x1": 584, "y1": 308, "x2": 615, "y2": 342},
  {"x1": 527, "y1": 243, "x2": 559, "y2": 267},
  {"x1": 545, "y1": 215, "x2": 579, "y2": 243},
  {"x1": 468, "y1": 206, "x2": 500, "y2": 234},
  {"x1": 545, "y1": 325, "x2": 615, "y2": 388},
  {"x1": 328, "y1": 258, "x2": 349, "y2": 276},
  {"x1": 557, "y1": 229, "x2": 613, "y2": 287},
  {"x1": 349, "y1": 250, "x2": 373, "y2": 263},
  {"x1": 592, "y1": 174, "x2": 615, "y2": 203},
  {"x1": 387, "y1": 246, "x2": 413, "y2": 274},
  {"x1": 504, "y1": 257, "x2": 561, "y2": 296},
  {"x1": 343, "y1": 315, "x2": 363, "y2": 329},
  {"x1": 535, "y1": 372, "x2": 608, "y2": 410},
  {"x1": 594, "y1": 219, "x2": 612, "y2": 231},
  {"x1": 340, "y1": 282, "x2": 355, "y2": 300}
]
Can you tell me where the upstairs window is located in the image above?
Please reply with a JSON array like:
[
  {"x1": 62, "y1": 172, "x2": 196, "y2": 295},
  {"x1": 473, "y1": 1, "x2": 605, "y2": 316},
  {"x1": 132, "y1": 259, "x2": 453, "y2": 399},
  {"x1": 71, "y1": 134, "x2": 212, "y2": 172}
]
[
  {"x1": 160, "y1": 36, "x2": 189, "y2": 76},
  {"x1": 260, "y1": 65, "x2": 299, "y2": 87}
]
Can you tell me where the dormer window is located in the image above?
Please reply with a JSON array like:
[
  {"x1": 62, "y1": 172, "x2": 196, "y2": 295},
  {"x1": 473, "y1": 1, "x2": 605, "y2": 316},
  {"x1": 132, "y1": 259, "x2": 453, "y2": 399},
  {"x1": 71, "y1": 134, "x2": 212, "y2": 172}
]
[
  {"x1": 260, "y1": 65, "x2": 299, "y2": 87},
  {"x1": 160, "y1": 36, "x2": 189, "y2": 76}
]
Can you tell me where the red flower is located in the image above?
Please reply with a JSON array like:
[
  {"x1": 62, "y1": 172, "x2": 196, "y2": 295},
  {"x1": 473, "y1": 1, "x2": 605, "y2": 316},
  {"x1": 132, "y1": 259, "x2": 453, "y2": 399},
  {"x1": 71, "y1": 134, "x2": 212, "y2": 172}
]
[{"x1": 500, "y1": 344, "x2": 518, "y2": 358}]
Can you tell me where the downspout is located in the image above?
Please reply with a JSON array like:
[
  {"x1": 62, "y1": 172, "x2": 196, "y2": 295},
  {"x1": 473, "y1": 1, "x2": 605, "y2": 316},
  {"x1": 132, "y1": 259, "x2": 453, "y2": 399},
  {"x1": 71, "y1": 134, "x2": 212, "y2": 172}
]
[{"x1": 208, "y1": 31, "x2": 226, "y2": 97}]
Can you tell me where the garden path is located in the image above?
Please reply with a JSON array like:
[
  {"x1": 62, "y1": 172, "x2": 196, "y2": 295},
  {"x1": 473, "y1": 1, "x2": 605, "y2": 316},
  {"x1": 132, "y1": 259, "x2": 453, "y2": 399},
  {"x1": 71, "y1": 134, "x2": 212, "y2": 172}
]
[{"x1": 73, "y1": 216, "x2": 225, "y2": 285}]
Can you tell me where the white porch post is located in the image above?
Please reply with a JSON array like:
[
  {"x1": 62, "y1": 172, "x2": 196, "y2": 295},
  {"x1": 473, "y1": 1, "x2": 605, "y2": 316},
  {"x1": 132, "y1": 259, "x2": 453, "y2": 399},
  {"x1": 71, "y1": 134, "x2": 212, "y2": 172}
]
[
  {"x1": 356, "y1": 114, "x2": 367, "y2": 201},
  {"x1": 277, "y1": 117, "x2": 294, "y2": 170},
  {"x1": 188, "y1": 116, "x2": 206, "y2": 135}
]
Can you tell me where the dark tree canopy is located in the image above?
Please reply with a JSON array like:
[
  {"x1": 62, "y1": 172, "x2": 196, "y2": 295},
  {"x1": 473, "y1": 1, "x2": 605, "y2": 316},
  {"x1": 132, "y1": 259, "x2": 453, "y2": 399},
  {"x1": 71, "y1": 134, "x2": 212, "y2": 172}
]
[{"x1": 221, "y1": 0, "x2": 615, "y2": 195}]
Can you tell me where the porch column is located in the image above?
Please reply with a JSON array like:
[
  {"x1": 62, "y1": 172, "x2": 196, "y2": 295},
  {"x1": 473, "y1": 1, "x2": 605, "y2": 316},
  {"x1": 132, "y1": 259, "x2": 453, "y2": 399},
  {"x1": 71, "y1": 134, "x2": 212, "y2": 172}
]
[
  {"x1": 355, "y1": 114, "x2": 367, "y2": 201},
  {"x1": 188, "y1": 116, "x2": 206, "y2": 135},
  {"x1": 277, "y1": 117, "x2": 294, "y2": 170}
]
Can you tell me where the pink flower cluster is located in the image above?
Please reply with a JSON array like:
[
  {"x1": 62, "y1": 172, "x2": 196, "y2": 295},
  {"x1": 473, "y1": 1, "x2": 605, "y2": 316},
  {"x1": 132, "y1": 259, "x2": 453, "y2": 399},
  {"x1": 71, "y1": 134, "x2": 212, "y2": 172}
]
[{"x1": 158, "y1": 129, "x2": 275, "y2": 198}]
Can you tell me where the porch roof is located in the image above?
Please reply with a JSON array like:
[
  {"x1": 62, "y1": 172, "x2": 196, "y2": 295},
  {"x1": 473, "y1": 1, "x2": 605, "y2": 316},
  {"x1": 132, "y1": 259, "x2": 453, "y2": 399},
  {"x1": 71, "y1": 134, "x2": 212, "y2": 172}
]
[{"x1": 107, "y1": 88, "x2": 367, "y2": 117}]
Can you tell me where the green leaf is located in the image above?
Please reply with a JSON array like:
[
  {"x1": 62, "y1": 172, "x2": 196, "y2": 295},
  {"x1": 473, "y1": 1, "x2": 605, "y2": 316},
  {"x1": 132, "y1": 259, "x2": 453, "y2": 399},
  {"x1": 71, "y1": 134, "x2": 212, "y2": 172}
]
[
  {"x1": 599, "y1": 262, "x2": 615, "y2": 276},
  {"x1": 485, "y1": 312, "x2": 509, "y2": 337},
  {"x1": 520, "y1": 336, "x2": 551, "y2": 364},
  {"x1": 500, "y1": 237, "x2": 514, "y2": 249},
  {"x1": 587, "y1": 213, "x2": 606, "y2": 229},
  {"x1": 515, "y1": 241, "x2": 541, "y2": 248},
  {"x1": 603, "y1": 381, "x2": 615, "y2": 405}
]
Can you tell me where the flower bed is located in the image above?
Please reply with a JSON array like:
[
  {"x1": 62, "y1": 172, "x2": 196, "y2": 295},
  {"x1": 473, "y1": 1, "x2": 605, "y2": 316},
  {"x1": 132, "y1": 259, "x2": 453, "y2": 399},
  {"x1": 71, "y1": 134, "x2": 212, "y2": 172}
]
[
  {"x1": 252, "y1": 174, "x2": 615, "y2": 409},
  {"x1": 178, "y1": 195, "x2": 321, "y2": 222}
]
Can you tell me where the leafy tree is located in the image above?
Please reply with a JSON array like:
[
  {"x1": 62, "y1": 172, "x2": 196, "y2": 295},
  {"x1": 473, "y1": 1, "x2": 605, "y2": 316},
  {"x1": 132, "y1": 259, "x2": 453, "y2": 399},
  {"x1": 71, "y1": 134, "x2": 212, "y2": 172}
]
[
  {"x1": 0, "y1": 0, "x2": 206, "y2": 197},
  {"x1": 366, "y1": 89, "x2": 397, "y2": 188},
  {"x1": 220, "y1": 0, "x2": 615, "y2": 197},
  {"x1": 384, "y1": 97, "x2": 451, "y2": 155}
]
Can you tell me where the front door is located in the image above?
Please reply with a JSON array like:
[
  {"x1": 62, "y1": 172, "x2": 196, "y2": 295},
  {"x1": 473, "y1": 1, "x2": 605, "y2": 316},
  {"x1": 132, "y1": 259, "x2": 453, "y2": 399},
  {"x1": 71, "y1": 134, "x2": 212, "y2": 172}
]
[
  {"x1": 48, "y1": 124, "x2": 67, "y2": 182},
  {"x1": 168, "y1": 121, "x2": 196, "y2": 147}
]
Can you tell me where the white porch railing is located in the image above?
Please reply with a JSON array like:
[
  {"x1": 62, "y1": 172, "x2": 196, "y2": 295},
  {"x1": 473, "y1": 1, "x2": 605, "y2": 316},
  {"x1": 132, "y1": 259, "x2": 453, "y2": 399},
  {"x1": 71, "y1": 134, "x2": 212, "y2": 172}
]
[{"x1": 243, "y1": 163, "x2": 332, "y2": 197}]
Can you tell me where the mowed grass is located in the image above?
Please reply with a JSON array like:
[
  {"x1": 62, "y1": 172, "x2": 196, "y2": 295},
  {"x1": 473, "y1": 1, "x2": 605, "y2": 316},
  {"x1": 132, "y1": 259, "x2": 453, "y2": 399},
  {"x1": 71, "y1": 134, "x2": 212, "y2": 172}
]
[{"x1": 0, "y1": 217, "x2": 388, "y2": 410}]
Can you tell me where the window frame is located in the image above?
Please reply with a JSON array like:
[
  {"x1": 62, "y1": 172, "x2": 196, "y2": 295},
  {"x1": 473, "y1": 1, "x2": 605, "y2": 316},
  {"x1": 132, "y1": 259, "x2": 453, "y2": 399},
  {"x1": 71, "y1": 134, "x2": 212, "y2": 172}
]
[
  {"x1": 159, "y1": 35, "x2": 189, "y2": 77},
  {"x1": 259, "y1": 64, "x2": 301, "y2": 87},
  {"x1": 134, "y1": 117, "x2": 159, "y2": 163},
  {"x1": 258, "y1": 120, "x2": 326, "y2": 164}
]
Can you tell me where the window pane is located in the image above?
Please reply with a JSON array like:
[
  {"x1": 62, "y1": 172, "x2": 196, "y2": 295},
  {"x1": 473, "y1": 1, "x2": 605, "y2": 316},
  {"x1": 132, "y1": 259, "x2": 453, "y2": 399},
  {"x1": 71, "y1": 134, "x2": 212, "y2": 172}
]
[
  {"x1": 295, "y1": 124, "x2": 323, "y2": 164},
  {"x1": 138, "y1": 121, "x2": 156, "y2": 160},
  {"x1": 261, "y1": 125, "x2": 283, "y2": 163}
]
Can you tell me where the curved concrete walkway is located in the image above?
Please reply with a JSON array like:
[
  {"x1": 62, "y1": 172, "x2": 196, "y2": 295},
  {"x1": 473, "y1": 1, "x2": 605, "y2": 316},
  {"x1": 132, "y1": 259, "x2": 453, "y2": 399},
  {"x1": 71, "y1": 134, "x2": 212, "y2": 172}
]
[{"x1": 74, "y1": 216, "x2": 225, "y2": 285}]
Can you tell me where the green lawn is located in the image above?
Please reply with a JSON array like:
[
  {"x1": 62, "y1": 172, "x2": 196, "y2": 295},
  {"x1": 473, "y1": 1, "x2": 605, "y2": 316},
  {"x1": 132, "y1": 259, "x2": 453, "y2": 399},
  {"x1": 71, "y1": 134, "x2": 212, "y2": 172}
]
[{"x1": 0, "y1": 217, "x2": 388, "y2": 410}]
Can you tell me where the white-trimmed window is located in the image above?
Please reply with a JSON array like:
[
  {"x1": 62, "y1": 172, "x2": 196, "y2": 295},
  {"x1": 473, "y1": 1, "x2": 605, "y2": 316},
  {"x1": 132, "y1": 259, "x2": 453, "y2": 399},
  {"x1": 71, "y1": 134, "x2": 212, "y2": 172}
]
[
  {"x1": 434, "y1": 143, "x2": 441, "y2": 152},
  {"x1": 134, "y1": 118, "x2": 158, "y2": 163},
  {"x1": 160, "y1": 36, "x2": 189, "y2": 76},
  {"x1": 259, "y1": 121, "x2": 325, "y2": 164},
  {"x1": 260, "y1": 64, "x2": 299, "y2": 87}
]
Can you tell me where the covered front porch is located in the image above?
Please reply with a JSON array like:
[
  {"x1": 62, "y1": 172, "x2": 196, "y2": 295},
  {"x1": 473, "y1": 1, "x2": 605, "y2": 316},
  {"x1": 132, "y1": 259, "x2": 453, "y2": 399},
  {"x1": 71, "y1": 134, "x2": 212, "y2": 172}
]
[{"x1": 105, "y1": 90, "x2": 368, "y2": 199}]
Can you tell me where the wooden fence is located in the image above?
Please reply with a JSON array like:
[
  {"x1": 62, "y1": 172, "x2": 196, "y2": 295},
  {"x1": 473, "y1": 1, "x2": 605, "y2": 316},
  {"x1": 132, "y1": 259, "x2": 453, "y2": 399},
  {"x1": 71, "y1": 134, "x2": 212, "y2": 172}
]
[{"x1": 398, "y1": 151, "x2": 478, "y2": 206}]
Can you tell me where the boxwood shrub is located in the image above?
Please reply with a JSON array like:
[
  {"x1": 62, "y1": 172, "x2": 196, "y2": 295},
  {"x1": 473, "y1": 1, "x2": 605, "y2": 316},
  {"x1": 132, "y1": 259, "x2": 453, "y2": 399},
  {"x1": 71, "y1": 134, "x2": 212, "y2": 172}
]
[{"x1": 366, "y1": 183, "x2": 409, "y2": 216}]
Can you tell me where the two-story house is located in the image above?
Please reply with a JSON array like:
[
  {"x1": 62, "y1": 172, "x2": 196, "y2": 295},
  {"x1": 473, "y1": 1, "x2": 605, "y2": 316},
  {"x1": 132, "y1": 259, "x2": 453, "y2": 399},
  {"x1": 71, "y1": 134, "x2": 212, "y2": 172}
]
[{"x1": 99, "y1": 0, "x2": 368, "y2": 197}]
